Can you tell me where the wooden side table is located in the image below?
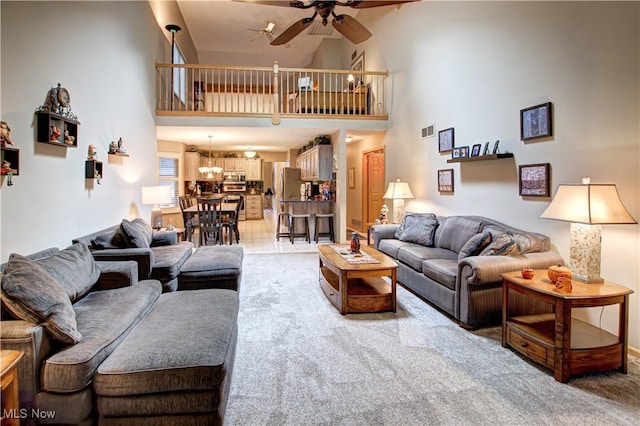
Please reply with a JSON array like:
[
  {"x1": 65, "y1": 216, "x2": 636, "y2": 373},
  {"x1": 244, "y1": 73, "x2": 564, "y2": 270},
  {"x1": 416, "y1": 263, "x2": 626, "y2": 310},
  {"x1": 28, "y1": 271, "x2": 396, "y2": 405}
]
[
  {"x1": 501, "y1": 270, "x2": 633, "y2": 383},
  {"x1": 1, "y1": 350, "x2": 24, "y2": 425}
]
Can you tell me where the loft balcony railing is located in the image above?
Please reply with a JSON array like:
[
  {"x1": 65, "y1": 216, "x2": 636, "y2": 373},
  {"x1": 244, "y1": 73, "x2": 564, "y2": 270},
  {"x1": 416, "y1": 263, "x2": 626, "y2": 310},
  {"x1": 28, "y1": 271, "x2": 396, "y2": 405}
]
[{"x1": 156, "y1": 62, "x2": 388, "y2": 124}]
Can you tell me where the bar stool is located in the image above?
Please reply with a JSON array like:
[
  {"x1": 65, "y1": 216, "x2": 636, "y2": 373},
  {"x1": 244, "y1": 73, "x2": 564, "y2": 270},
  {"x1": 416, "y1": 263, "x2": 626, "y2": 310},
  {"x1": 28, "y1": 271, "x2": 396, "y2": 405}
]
[
  {"x1": 314, "y1": 213, "x2": 335, "y2": 243},
  {"x1": 290, "y1": 213, "x2": 311, "y2": 243},
  {"x1": 276, "y1": 212, "x2": 291, "y2": 241}
]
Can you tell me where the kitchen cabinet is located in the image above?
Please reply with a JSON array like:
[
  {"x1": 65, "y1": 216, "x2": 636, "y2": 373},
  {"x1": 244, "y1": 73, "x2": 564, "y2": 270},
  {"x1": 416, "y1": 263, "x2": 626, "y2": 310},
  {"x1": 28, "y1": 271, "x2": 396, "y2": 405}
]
[
  {"x1": 224, "y1": 158, "x2": 246, "y2": 172},
  {"x1": 184, "y1": 152, "x2": 201, "y2": 181},
  {"x1": 245, "y1": 159, "x2": 262, "y2": 181},
  {"x1": 297, "y1": 145, "x2": 332, "y2": 181},
  {"x1": 245, "y1": 194, "x2": 263, "y2": 220}
]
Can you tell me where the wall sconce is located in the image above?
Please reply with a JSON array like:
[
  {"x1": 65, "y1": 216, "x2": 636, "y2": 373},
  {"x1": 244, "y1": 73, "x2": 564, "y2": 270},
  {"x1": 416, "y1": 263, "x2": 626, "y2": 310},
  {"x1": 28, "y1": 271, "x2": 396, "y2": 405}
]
[
  {"x1": 142, "y1": 185, "x2": 172, "y2": 229},
  {"x1": 383, "y1": 179, "x2": 415, "y2": 224},
  {"x1": 540, "y1": 178, "x2": 637, "y2": 282}
]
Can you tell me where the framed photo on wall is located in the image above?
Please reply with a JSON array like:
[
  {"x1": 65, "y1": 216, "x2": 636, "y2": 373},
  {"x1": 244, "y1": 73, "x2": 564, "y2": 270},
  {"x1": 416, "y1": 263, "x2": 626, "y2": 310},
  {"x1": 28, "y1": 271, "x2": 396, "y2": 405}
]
[
  {"x1": 519, "y1": 163, "x2": 551, "y2": 197},
  {"x1": 348, "y1": 167, "x2": 355, "y2": 189},
  {"x1": 438, "y1": 169, "x2": 454, "y2": 193},
  {"x1": 438, "y1": 127, "x2": 454, "y2": 152},
  {"x1": 521, "y1": 102, "x2": 553, "y2": 141}
]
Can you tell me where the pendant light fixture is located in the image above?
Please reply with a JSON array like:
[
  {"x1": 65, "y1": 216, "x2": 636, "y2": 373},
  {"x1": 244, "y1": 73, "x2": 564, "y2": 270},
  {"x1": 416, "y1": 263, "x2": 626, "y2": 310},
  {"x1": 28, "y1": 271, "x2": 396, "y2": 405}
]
[{"x1": 198, "y1": 135, "x2": 222, "y2": 178}]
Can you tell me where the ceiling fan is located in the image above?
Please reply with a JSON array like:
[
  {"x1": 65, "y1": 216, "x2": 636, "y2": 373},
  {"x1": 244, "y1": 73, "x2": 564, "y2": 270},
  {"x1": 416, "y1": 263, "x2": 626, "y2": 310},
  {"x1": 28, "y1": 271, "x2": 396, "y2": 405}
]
[
  {"x1": 249, "y1": 21, "x2": 277, "y2": 42},
  {"x1": 234, "y1": 1, "x2": 419, "y2": 45}
]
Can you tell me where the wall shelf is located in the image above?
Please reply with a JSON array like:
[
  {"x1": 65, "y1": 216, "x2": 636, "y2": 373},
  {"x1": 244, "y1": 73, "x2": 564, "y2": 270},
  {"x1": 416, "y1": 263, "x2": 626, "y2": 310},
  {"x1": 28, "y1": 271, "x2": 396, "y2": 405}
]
[
  {"x1": 36, "y1": 111, "x2": 79, "y2": 148},
  {"x1": 108, "y1": 152, "x2": 129, "y2": 157},
  {"x1": 447, "y1": 153, "x2": 514, "y2": 164},
  {"x1": 1, "y1": 146, "x2": 20, "y2": 175},
  {"x1": 85, "y1": 160, "x2": 103, "y2": 179}
]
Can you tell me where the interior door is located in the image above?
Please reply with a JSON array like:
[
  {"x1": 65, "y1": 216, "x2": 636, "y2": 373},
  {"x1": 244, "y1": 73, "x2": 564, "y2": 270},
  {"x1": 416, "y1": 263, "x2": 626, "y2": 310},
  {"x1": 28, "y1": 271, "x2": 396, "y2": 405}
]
[{"x1": 367, "y1": 152, "x2": 385, "y2": 224}]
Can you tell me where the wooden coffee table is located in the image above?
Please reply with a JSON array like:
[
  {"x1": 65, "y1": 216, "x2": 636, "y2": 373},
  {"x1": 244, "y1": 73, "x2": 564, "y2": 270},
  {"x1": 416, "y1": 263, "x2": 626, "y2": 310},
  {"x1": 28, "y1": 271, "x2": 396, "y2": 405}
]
[{"x1": 318, "y1": 245, "x2": 397, "y2": 315}]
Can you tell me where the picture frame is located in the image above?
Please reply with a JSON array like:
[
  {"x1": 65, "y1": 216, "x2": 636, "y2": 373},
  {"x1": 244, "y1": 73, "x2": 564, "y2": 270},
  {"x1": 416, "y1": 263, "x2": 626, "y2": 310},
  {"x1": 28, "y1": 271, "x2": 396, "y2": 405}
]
[
  {"x1": 348, "y1": 167, "x2": 355, "y2": 189},
  {"x1": 459, "y1": 146, "x2": 469, "y2": 158},
  {"x1": 471, "y1": 144, "x2": 482, "y2": 157},
  {"x1": 451, "y1": 147, "x2": 462, "y2": 159},
  {"x1": 438, "y1": 127, "x2": 454, "y2": 152},
  {"x1": 520, "y1": 102, "x2": 552, "y2": 141},
  {"x1": 351, "y1": 51, "x2": 365, "y2": 72},
  {"x1": 492, "y1": 140, "x2": 500, "y2": 154},
  {"x1": 482, "y1": 141, "x2": 490, "y2": 155},
  {"x1": 519, "y1": 163, "x2": 551, "y2": 197},
  {"x1": 438, "y1": 169, "x2": 454, "y2": 193}
]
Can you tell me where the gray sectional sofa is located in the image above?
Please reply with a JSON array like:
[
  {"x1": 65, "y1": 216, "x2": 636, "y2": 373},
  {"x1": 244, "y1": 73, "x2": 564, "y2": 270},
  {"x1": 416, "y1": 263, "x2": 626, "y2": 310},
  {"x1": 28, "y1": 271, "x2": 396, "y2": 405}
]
[
  {"x1": 372, "y1": 213, "x2": 564, "y2": 328},
  {"x1": 1, "y1": 236, "x2": 243, "y2": 424},
  {"x1": 71, "y1": 218, "x2": 194, "y2": 293}
]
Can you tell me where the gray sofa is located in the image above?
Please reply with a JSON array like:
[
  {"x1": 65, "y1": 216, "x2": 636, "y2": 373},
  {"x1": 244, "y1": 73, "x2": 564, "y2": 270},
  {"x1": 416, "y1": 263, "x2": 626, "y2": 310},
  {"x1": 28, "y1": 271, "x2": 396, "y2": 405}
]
[
  {"x1": 0, "y1": 242, "x2": 241, "y2": 425},
  {"x1": 71, "y1": 218, "x2": 194, "y2": 292},
  {"x1": 372, "y1": 214, "x2": 564, "y2": 329}
]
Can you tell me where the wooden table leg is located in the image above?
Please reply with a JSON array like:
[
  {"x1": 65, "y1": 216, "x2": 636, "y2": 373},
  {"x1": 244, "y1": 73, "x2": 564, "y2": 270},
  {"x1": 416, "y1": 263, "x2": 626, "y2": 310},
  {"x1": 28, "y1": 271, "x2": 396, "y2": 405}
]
[
  {"x1": 619, "y1": 294, "x2": 629, "y2": 374},
  {"x1": 554, "y1": 299, "x2": 572, "y2": 383}
]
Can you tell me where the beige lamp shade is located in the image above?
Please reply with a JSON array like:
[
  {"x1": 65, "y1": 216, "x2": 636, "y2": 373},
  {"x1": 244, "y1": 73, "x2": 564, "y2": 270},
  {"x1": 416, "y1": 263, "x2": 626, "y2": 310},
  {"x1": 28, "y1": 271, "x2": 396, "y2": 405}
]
[
  {"x1": 541, "y1": 183, "x2": 636, "y2": 282},
  {"x1": 383, "y1": 179, "x2": 415, "y2": 200},
  {"x1": 383, "y1": 179, "x2": 415, "y2": 224},
  {"x1": 141, "y1": 185, "x2": 171, "y2": 206},
  {"x1": 540, "y1": 183, "x2": 637, "y2": 224},
  {"x1": 142, "y1": 186, "x2": 171, "y2": 229}
]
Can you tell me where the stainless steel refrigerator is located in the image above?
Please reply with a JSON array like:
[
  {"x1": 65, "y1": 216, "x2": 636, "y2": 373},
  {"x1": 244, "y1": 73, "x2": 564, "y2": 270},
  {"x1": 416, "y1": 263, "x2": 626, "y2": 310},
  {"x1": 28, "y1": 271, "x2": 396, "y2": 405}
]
[{"x1": 281, "y1": 167, "x2": 302, "y2": 200}]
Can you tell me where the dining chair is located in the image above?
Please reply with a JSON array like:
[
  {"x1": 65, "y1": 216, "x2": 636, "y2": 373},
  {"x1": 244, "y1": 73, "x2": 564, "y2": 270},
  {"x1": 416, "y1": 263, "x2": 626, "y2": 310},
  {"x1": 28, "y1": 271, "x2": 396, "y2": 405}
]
[
  {"x1": 220, "y1": 194, "x2": 243, "y2": 245},
  {"x1": 179, "y1": 196, "x2": 199, "y2": 242},
  {"x1": 196, "y1": 197, "x2": 222, "y2": 246}
]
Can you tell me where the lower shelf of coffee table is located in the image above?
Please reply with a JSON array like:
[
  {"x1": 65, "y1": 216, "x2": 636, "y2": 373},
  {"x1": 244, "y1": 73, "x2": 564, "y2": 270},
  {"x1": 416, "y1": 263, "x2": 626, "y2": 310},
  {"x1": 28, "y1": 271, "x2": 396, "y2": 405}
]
[{"x1": 320, "y1": 266, "x2": 392, "y2": 313}]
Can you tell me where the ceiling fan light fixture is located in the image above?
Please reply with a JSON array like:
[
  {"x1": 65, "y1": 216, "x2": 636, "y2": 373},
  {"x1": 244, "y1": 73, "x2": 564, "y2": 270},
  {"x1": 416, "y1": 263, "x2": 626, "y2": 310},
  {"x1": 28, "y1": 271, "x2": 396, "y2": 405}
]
[{"x1": 265, "y1": 21, "x2": 276, "y2": 32}]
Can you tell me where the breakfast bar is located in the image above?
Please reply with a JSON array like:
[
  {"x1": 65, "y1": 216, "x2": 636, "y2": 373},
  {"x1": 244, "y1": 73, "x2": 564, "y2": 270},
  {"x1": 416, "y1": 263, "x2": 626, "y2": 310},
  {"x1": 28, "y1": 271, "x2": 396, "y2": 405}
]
[{"x1": 279, "y1": 199, "x2": 335, "y2": 242}]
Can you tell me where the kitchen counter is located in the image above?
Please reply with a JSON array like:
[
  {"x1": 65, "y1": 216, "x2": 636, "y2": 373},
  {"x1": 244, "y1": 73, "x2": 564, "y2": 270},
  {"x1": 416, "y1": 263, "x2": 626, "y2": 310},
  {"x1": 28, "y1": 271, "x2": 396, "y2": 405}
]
[{"x1": 278, "y1": 199, "x2": 334, "y2": 239}]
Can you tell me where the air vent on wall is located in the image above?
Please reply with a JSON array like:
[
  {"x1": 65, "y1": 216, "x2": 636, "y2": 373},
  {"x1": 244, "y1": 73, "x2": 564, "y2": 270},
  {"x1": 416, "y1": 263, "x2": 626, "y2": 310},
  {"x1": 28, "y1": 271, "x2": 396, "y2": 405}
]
[{"x1": 421, "y1": 125, "x2": 435, "y2": 139}]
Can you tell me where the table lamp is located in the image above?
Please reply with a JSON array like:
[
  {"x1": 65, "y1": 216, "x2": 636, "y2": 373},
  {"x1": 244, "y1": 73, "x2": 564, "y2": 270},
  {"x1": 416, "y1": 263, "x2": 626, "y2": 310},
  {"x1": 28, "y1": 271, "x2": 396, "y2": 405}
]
[
  {"x1": 540, "y1": 178, "x2": 637, "y2": 282},
  {"x1": 383, "y1": 179, "x2": 415, "y2": 224},
  {"x1": 142, "y1": 186, "x2": 172, "y2": 229}
]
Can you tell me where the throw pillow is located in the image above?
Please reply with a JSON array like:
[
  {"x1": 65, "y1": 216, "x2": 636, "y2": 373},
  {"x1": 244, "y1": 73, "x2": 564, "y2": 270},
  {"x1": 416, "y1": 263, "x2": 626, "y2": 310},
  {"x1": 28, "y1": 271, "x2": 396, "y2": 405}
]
[
  {"x1": 394, "y1": 212, "x2": 437, "y2": 241},
  {"x1": 90, "y1": 230, "x2": 127, "y2": 250},
  {"x1": 120, "y1": 218, "x2": 153, "y2": 248},
  {"x1": 397, "y1": 216, "x2": 439, "y2": 246},
  {"x1": 35, "y1": 243, "x2": 100, "y2": 303},
  {"x1": 0, "y1": 254, "x2": 82, "y2": 344},
  {"x1": 458, "y1": 231, "x2": 492, "y2": 260},
  {"x1": 480, "y1": 232, "x2": 521, "y2": 256}
]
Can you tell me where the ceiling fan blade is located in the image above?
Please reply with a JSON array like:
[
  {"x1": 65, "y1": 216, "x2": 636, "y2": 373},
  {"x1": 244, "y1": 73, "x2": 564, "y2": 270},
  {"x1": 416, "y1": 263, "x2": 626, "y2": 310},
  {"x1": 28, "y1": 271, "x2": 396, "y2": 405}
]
[
  {"x1": 332, "y1": 14, "x2": 372, "y2": 44},
  {"x1": 270, "y1": 18, "x2": 313, "y2": 45},
  {"x1": 232, "y1": 0, "x2": 307, "y2": 8},
  {"x1": 349, "y1": 0, "x2": 420, "y2": 9}
]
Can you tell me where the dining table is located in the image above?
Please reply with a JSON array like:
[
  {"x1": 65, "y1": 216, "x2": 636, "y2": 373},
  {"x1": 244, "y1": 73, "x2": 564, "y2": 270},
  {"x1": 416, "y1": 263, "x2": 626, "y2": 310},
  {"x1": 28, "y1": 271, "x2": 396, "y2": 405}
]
[{"x1": 183, "y1": 202, "x2": 239, "y2": 244}]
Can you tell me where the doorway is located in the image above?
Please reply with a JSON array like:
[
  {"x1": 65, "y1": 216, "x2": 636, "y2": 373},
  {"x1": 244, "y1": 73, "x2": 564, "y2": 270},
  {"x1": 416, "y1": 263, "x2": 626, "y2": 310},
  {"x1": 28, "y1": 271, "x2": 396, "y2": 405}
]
[{"x1": 362, "y1": 148, "x2": 385, "y2": 227}]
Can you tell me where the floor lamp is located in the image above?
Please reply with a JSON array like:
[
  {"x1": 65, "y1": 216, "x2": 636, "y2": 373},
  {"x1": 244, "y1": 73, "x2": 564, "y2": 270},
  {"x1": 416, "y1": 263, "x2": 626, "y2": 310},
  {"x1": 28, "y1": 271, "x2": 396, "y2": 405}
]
[
  {"x1": 142, "y1": 186, "x2": 172, "y2": 230},
  {"x1": 540, "y1": 179, "x2": 637, "y2": 282},
  {"x1": 383, "y1": 179, "x2": 415, "y2": 224}
]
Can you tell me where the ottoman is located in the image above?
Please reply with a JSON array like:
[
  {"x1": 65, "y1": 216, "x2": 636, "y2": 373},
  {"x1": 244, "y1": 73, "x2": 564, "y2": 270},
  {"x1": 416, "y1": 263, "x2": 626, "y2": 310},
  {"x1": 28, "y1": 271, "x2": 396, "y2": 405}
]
[
  {"x1": 178, "y1": 245, "x2": 243, "y2": 291},
  {"x1": 94, "y1": 289, "x2": 239, "y2": 425}
]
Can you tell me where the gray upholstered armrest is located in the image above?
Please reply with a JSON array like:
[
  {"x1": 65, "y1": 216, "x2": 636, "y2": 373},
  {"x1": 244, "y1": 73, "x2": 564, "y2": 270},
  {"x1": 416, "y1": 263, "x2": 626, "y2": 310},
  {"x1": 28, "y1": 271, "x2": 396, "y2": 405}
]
[
  {"x1": 459, "y1": 251, "x2": 565, "y2": 286},
  {"x1": 371, "y1": 224, "x2": 400, "y2": 249},
  {"x1": 94, "y1": 260, "x2": 139, "y2": 290},
  {"x1": 89, "y1": 248, "x2": 154, "y2": 280},
  {"x1": 0, "y1": 320, "x2": 52, "y2": 409},
  {"x1": 151, "y1": 230, "x2": 178, "y2": 247}
]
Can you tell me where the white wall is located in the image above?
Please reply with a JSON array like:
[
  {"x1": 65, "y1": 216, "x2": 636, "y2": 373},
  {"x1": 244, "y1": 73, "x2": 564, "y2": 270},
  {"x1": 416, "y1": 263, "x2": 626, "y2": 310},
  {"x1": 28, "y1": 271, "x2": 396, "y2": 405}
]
[
  {"x1": 1, "y1": 1, "x2": 166, "y2": 259},
  {"x1": 354, "y1": 1, "x2": 640, "y2": 347}
]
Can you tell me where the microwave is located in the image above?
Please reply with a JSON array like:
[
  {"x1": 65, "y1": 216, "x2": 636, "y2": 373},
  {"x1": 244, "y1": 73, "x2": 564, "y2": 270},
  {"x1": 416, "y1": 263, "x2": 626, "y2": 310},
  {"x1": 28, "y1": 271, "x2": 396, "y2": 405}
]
[{"x1": 223, "y1": 172, "x2": 246, "y2": 183}]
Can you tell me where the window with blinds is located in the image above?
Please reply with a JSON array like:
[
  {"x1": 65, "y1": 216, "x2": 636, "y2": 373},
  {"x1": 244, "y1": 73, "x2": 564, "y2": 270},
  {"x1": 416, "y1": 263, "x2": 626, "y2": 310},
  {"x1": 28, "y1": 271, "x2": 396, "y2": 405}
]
[{"x1": 159, "y1": 156, "x2": 180, "y2": 207}]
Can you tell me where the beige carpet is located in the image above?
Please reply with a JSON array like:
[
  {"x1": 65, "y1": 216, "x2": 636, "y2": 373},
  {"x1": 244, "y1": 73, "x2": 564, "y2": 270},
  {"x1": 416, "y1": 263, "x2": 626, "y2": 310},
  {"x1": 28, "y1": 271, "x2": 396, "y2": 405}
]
[{"x1": 224, "y1": 253, "x2": 640, "y2": 425}]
